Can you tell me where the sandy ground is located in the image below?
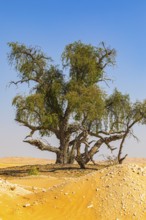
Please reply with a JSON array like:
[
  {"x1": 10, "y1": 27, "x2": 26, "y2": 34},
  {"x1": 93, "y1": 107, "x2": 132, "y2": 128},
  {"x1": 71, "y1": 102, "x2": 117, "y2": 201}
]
[{"x1": 0, "y1": 157, "x2": 145, "y2": 220}]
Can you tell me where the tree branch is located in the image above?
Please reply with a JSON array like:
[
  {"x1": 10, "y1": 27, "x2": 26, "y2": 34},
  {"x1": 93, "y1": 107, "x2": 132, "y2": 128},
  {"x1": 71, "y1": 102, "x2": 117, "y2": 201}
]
[{"x1": 23, "y1": 139, "x2": 59, "y2": 153}]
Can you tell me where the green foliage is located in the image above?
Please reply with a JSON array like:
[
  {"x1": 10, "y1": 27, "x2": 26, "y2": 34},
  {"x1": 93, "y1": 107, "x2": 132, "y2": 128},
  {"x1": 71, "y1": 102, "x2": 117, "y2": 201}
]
[
  {"x1": 9, "y1": 41, "x2": 146, "y2": 136},
  {"x1": 8, "y1": 42, "x2": 50, "y2": 71},
  {"x1": 105, "y1": 89, "x2": 131, "y2": 131},
  {"x1": 28, "y1": 166, "x2": 39, "y2": 175},
  {"x1": 66, "y1": 83, "x2": 105, "y2": 121},
  {"x1": 9, "y1": 41, "x2": 115, "y2": 137},
  {"x1": 62, "y1": 41, "x2": 116, "y2": 86},
  {"x1": 132, "y1": 100, "x2": 146, "y2": 123},
  {"x1": 12, "y1": 93, "x2": 59, "y2": 136}
]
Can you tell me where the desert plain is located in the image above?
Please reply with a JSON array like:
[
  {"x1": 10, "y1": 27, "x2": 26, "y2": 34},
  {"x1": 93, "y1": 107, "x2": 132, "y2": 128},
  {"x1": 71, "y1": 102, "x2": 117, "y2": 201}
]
[{"x1": 0, "y1": 157, "x2": 145, "y2": 220}]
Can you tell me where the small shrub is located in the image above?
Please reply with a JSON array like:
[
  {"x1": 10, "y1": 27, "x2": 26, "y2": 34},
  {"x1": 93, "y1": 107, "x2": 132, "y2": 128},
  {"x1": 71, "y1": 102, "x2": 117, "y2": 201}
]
[
  {"x1": 106, "y1": 155, "x2": 118, "y2": 165},
  {"x1": 28, "y1": 166, "x2": 39, "y2": 175}
]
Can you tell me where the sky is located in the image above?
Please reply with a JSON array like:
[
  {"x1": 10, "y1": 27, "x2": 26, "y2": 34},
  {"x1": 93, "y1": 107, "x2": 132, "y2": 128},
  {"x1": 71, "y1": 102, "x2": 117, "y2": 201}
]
[{"x1": 0, "y1": 0, "x2": 146, "y2": 159}]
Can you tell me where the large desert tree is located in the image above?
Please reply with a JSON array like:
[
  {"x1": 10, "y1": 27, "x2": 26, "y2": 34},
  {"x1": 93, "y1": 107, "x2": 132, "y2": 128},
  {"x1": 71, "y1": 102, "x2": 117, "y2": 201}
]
[
  {"x1": 8, "y1": 41, "x2": 146, "y2": 168},
  {"x1": 8, "y1": 41, "x2": 117, "y2": 164}
]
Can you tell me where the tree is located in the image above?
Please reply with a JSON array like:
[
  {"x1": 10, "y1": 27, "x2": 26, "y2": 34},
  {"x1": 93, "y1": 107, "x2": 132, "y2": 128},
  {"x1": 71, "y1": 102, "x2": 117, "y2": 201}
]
[
  {"x1": 9, "y1": 41, "x2": 146, "y2": 168},
  {"x1": 8, "y1": 41, "x2": 116, "y2": 165},
  {"x1": 73, "y1": 89, "x2": 146, "y2": 168},
  {"x1": 105, "y1": 89, "x2": 146, "y2": 164}
]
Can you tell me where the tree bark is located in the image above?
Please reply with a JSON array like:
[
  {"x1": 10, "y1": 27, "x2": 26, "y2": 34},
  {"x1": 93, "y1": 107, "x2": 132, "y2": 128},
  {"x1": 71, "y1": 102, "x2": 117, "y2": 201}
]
[
  {"x1": 55, "y1": 151, "x2": 63, "y2": 164},
  {"x1": 59, "y1": 139, "x2": 69, "y2": 164},
  {"x1": 23, "y1": 139, "x2": 60, "y2": 153},
  {"x1": 76, "y1": 134, "x2": 123, "y2": 168},
  {"x1": 68, "y1": 145, "x2": 76, "y2": 164},
  {"x1": 75, "y1": 156, "x2": 86, "y2": 169},
  {"x1": 117, "y1": 129, "x2": 129, "y2": 164},
  {"x1": 119, "y1": 154, "x2": 128, "y2": 164}
]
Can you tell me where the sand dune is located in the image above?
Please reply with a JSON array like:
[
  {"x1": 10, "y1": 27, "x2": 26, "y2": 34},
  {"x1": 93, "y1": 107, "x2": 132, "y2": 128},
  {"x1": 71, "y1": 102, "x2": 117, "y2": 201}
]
[{"x1": 0, "y1": 159, "x2": 146, "y2": 219}]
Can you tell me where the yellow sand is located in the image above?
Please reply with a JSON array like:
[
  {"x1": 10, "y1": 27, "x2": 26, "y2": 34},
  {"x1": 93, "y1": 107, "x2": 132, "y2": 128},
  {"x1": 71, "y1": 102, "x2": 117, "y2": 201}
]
[{"x1": 0, "y1": 158, "x2": 145, "y2": 220}]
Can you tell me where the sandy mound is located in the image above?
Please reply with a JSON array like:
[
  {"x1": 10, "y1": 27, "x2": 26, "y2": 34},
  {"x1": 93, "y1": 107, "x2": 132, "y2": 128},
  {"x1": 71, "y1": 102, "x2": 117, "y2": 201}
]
[
  {"x1": 92, "y1": 164, "x2": 146, "y2": 219},
  {"x1": 0, "y1": 161, "x2": 146, "y2": 219},
  {"x1": 26, "y1": 164, "x2": 146, "y2": 220},
  {"x1": 0, "y1": 178, "x2": 31, "y2": 197}
]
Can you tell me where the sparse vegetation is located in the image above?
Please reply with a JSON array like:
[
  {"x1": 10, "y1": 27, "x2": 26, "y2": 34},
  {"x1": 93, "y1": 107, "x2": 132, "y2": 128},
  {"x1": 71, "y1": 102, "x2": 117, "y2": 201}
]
[{"x1": 28, "y1": 166, "x2": 39, "y2": 176}]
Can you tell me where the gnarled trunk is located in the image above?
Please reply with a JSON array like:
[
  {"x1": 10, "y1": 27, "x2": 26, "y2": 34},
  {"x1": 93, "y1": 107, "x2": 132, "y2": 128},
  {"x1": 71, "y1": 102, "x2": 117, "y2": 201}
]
[
  {"x1": 76, "y1": 134, "x2": 123, "y2": 168},
  {"x1": 68, "y1": 145, "x2": 76, "y2": 164},
  {"x1": 117, "y1": 129, "x2": 129, "y2": 164},
  {"x1": 59, "y1": 137, "x2": 69, "y2": 164},
  {"x1": 55, "y1": 147, "x2": 75, "y2": 164},
  {"x1": 55, "y1": 148, "x2": 76, "y2": 164},
  {"x1": 75, "y1": 156, "x2": 86, "y2": 169},
  {"x1": 55, "y1": 151, "x2": 63, "y2": 164}
]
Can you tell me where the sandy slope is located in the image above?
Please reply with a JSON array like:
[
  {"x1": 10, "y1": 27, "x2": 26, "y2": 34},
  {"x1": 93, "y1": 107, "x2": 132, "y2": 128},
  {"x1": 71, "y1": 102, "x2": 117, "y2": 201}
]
[{"x1": 0, "y1": 159, "x2": 146, "y2": 220}]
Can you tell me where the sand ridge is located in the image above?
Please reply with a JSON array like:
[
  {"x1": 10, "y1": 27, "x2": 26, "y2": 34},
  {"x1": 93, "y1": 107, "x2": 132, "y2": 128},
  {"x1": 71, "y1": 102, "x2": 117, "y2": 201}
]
[{"x1": 0, "y1": 159, "x2": 145, "y2": 219}]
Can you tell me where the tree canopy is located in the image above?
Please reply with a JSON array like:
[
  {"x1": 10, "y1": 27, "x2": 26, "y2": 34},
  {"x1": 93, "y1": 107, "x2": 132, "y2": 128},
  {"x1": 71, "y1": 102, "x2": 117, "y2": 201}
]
[{"x1": 8, "y1": 41, "x2": 146, "y2": 168}]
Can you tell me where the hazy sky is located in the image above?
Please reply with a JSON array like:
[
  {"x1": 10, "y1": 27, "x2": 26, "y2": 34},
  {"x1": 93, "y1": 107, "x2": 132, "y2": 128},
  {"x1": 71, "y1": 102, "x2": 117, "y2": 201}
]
[{"x1": 0, "y1": 0, "x2": 146, "y2": 159}]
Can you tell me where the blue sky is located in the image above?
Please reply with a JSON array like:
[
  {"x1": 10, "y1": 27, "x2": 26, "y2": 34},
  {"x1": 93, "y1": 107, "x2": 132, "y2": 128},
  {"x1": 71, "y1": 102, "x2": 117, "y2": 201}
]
[{"x1": 0, "y1": 0, "x2": 146, "y2": 159}]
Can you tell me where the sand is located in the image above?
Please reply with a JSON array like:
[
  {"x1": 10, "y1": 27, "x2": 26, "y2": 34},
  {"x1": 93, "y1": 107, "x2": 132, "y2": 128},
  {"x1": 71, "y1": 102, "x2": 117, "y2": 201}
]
[{"x1": 0, "y1": 157, "x2": 145, "y2": 220}]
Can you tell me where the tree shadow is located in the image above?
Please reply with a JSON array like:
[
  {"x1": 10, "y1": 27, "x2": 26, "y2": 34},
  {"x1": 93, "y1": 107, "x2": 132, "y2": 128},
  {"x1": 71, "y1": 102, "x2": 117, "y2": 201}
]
[{"x1": 0, "y1": 163, "x2": 106, "y2": 177}]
